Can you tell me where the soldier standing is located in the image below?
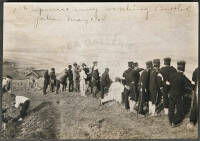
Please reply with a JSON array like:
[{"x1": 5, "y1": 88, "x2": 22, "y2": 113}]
[
  {"x1": 43, "y1": 70, "x2": 49, "y2": 95},
  {"x1": 73, "y1": 63, "x2": 80, "y2": 92},
  {"x1": 130, "y1": 62, "x2": 144, "y2": 112},
  {"x1": 149, "y1": 59, "x2": 164, "y2": 116},
  {"x1": 187, "y1": 67, "x2": 198, "y2": 129},
  {"x1": 100, "y1": 68, "x2": 111, "y2": 99},
  {"x1": 122, "y1": 61, "x2": 134, "y2": 110},
  {"x1": 49, "y1": 68, "x2": 56, "y2": 92},
  {"x1": 138, "y1": 61, "x2": 152, "y2": 115},
  {"x1": 68, "y1": 65, "x2": 74, "y2": 92},
  {"x1": 160, "y1": 57, "x2": 177, "y2": 115},
  {"x1": 168, "y1": 61, "x2": 192, "y2": 127}
]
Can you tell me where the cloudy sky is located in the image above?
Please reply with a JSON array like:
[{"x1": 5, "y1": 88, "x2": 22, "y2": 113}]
[{"x1": 3, "y1": 2, "x2": 198, "y2": 78}]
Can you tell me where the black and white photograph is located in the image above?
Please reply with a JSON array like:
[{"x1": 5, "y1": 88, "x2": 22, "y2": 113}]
[{"x1": 1, "y1": 2, "x2": 198, "y2": 139}]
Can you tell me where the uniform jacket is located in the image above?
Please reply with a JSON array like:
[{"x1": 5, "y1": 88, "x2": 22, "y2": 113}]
[
  {"x1": 67, "y1": 69, "x2": 73, "y2": 81},
  {"x1": 160, "y1": 66, "x2": 177, "y2": 83},
  {"x1": 169, "y1": 72, "x2": 192, "y2": 98}
]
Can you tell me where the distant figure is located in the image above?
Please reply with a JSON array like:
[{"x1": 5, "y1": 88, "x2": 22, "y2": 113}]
[
  {"x1": 43, "y1": 70, "x2": 49, "y2": 95},
  {"x1": 2, "y1": 75, "x2": 13, "y2": 93},
  {"x1": 138, "y1": 61, "x2": 152, "y2": 115},
  {"x1": 68, "y1": 65, "x2": 74, "y2": 92},
  {"x1": 100, "y1": 68, "x2": 111, "y2": 99},
  {"x1": 73, "y1": 63, "x2": 80, "y2": 92},
  {"x1": 80, "y1": 63, "x2": 87, "y2": 97},
  {"x1": 49, "y1": 68, "x2": 56, "y2": 92},
  {"x1": 56, "y1": 68, "x2": 68, "y2": 94},
  {"x1": 187, "y1": 67, "x2": 198, "y2": 129},
  {"x1": 91, "y1": 61, "x2": 100, "y2": 98},
  {"x1": 160, "y1": 57, "x2": 177, "y2": 115},
  {"x1": 168, "y1": 61, "x2": 192, "y2": 127},
  {"x1": 101, "y1": 77, "x2": 124, "y2": 104},
  {"x1": 83, "y1": 64, "x2": 91, "y2": 93},
  {"x1": 149, "y1": 59, "x2": 164, "y2": 116},
  {"x1": 11, "y1": 94, "x2": 30, "y2": 121}
]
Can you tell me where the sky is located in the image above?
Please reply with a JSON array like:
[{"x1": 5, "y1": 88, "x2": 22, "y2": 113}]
[{"x1": 3, "y1": 2, "x2": 198, "y2": 79}]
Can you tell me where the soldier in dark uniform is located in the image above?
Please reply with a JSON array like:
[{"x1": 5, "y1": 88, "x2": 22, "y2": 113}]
[
  {"x1": 43, "y1": 70, "x2": 49, "y2": 95},
  {"x1": 130, "y1": 62, "x2": 144, "y2": 112},
  {"x1": 187, "y1": 67, "x2": 198, "y2": 129},
  {"x1": 138, "y1": 61, "x2": 152, "y2": 115},
  {"x1": 49, "y1": 68, "x2": 56, "y2": 92},
  {"x1": 168, "y1": 61, "x2": 192, "y2": 127},
  {"x1": 68, "y1": 65, "x2": 73, "y2": 92},
  {"x1": 149, "y1": 59, "x2": 164, "y2": 116},
  {"x1": 160, "y1": 57, "x2": 177, "y2": 115},
  {"x1": 122, "y1": 61, "x2": 134, "y2": 110},
  {"x1": 100, "y1": 68, "x2": 111, "y2": 99}
]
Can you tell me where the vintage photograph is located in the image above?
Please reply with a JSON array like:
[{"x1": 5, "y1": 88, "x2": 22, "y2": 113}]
[{"x1": 1, "y1": 2, "x2": 198, "y2": 139}]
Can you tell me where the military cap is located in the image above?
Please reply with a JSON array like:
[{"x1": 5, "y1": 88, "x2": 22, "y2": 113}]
[
  {"x1": 68, "y1": 65, "x2": 72, "y2": 68},
  {"x1": 128, "y1": 61, "x2": 134, "y2": 67},
  {"x1": 146, "y1": 61, "x2": 153, "y2": 68},
  {"x1": 177, "y1": 60, "x2": 186, "y2": 72},
  {"x1": 164, "y1": 57, "x2": 171, "y2": 65},
  {"x1": 153, "y1": 59, "x2": 160, "y2": 67}
]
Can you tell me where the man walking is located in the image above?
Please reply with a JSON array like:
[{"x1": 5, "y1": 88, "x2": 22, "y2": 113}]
[{"x1": 80, "y1": 63, "x2": 87, "y2": 97}]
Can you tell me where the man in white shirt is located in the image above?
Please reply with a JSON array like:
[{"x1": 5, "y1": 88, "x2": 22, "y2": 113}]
[
  {"x1": 10, "y1": 94, "x2": 30, "y2": 121},
  {"x1": 80, "y1": 63, "x2": 87, "y2": 97},
  {"x1": 100, "y1": 77, "x2": 124, "y2": 104}
]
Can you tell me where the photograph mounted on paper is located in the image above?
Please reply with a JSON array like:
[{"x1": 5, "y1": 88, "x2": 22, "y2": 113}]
[{"x1": 1, "y1": 2, "x2": 198, "y2": 139}]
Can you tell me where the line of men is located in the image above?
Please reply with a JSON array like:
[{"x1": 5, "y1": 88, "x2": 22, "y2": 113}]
[
  {"x1": 121, "y1": 57, "x2": 198, "y2": 128},
  {"x1": 43, "y1": 61, "x2": 109, "y2": 99}
]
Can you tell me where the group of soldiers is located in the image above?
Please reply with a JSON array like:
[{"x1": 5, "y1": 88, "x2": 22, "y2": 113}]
[
  {"x1": 121, "y1": 57, "x2": 198, "y2": 128},
  {"x1": 41, "y1": 57, "x2": 198, "y2": 129}
]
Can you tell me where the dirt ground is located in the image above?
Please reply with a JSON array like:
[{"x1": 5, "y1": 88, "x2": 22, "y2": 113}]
[{"x1": 1, "y1": 86, "x2": 198, "y2": 139}]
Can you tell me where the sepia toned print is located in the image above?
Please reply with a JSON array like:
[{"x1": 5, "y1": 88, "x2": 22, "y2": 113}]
[{"x1": 2, "y1": 2, "x2": 198, "y2": 139}]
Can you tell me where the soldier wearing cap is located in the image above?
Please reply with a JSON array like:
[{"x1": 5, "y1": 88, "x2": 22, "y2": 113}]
[
  {"x1": 100, "y1": 68, "x2": 111, "y2": 99},
  {"x1": 160, "y1": 57, "x2": 177, "y2": 115},
  {"x1": 168, "y1": 61, "x2": 192, "y2": 127},
  {"x1": 122, "y1": 61, "x2": 134, "y2": 110},
  {"x1": 49, "y1": 68, "x2": 56, "y2": 92},
  {"x1": 187, "y1": 67, "x2": 198, "y2": 129},
  {"x1": 55, "y1": 68, "x2": 68, "y2": 94},
  {"x1": 68, "y1": 65, "x2": 74, "y2": 92},
  {"x1": 129, "y1": 62, "x2": 144, "y2": 113},
  {"x1": 138, "y1": 61, "x2": 152, "y2": 115},
  {"x1": 149, "y1": 59, "x2": 164, "y2": 116}
]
